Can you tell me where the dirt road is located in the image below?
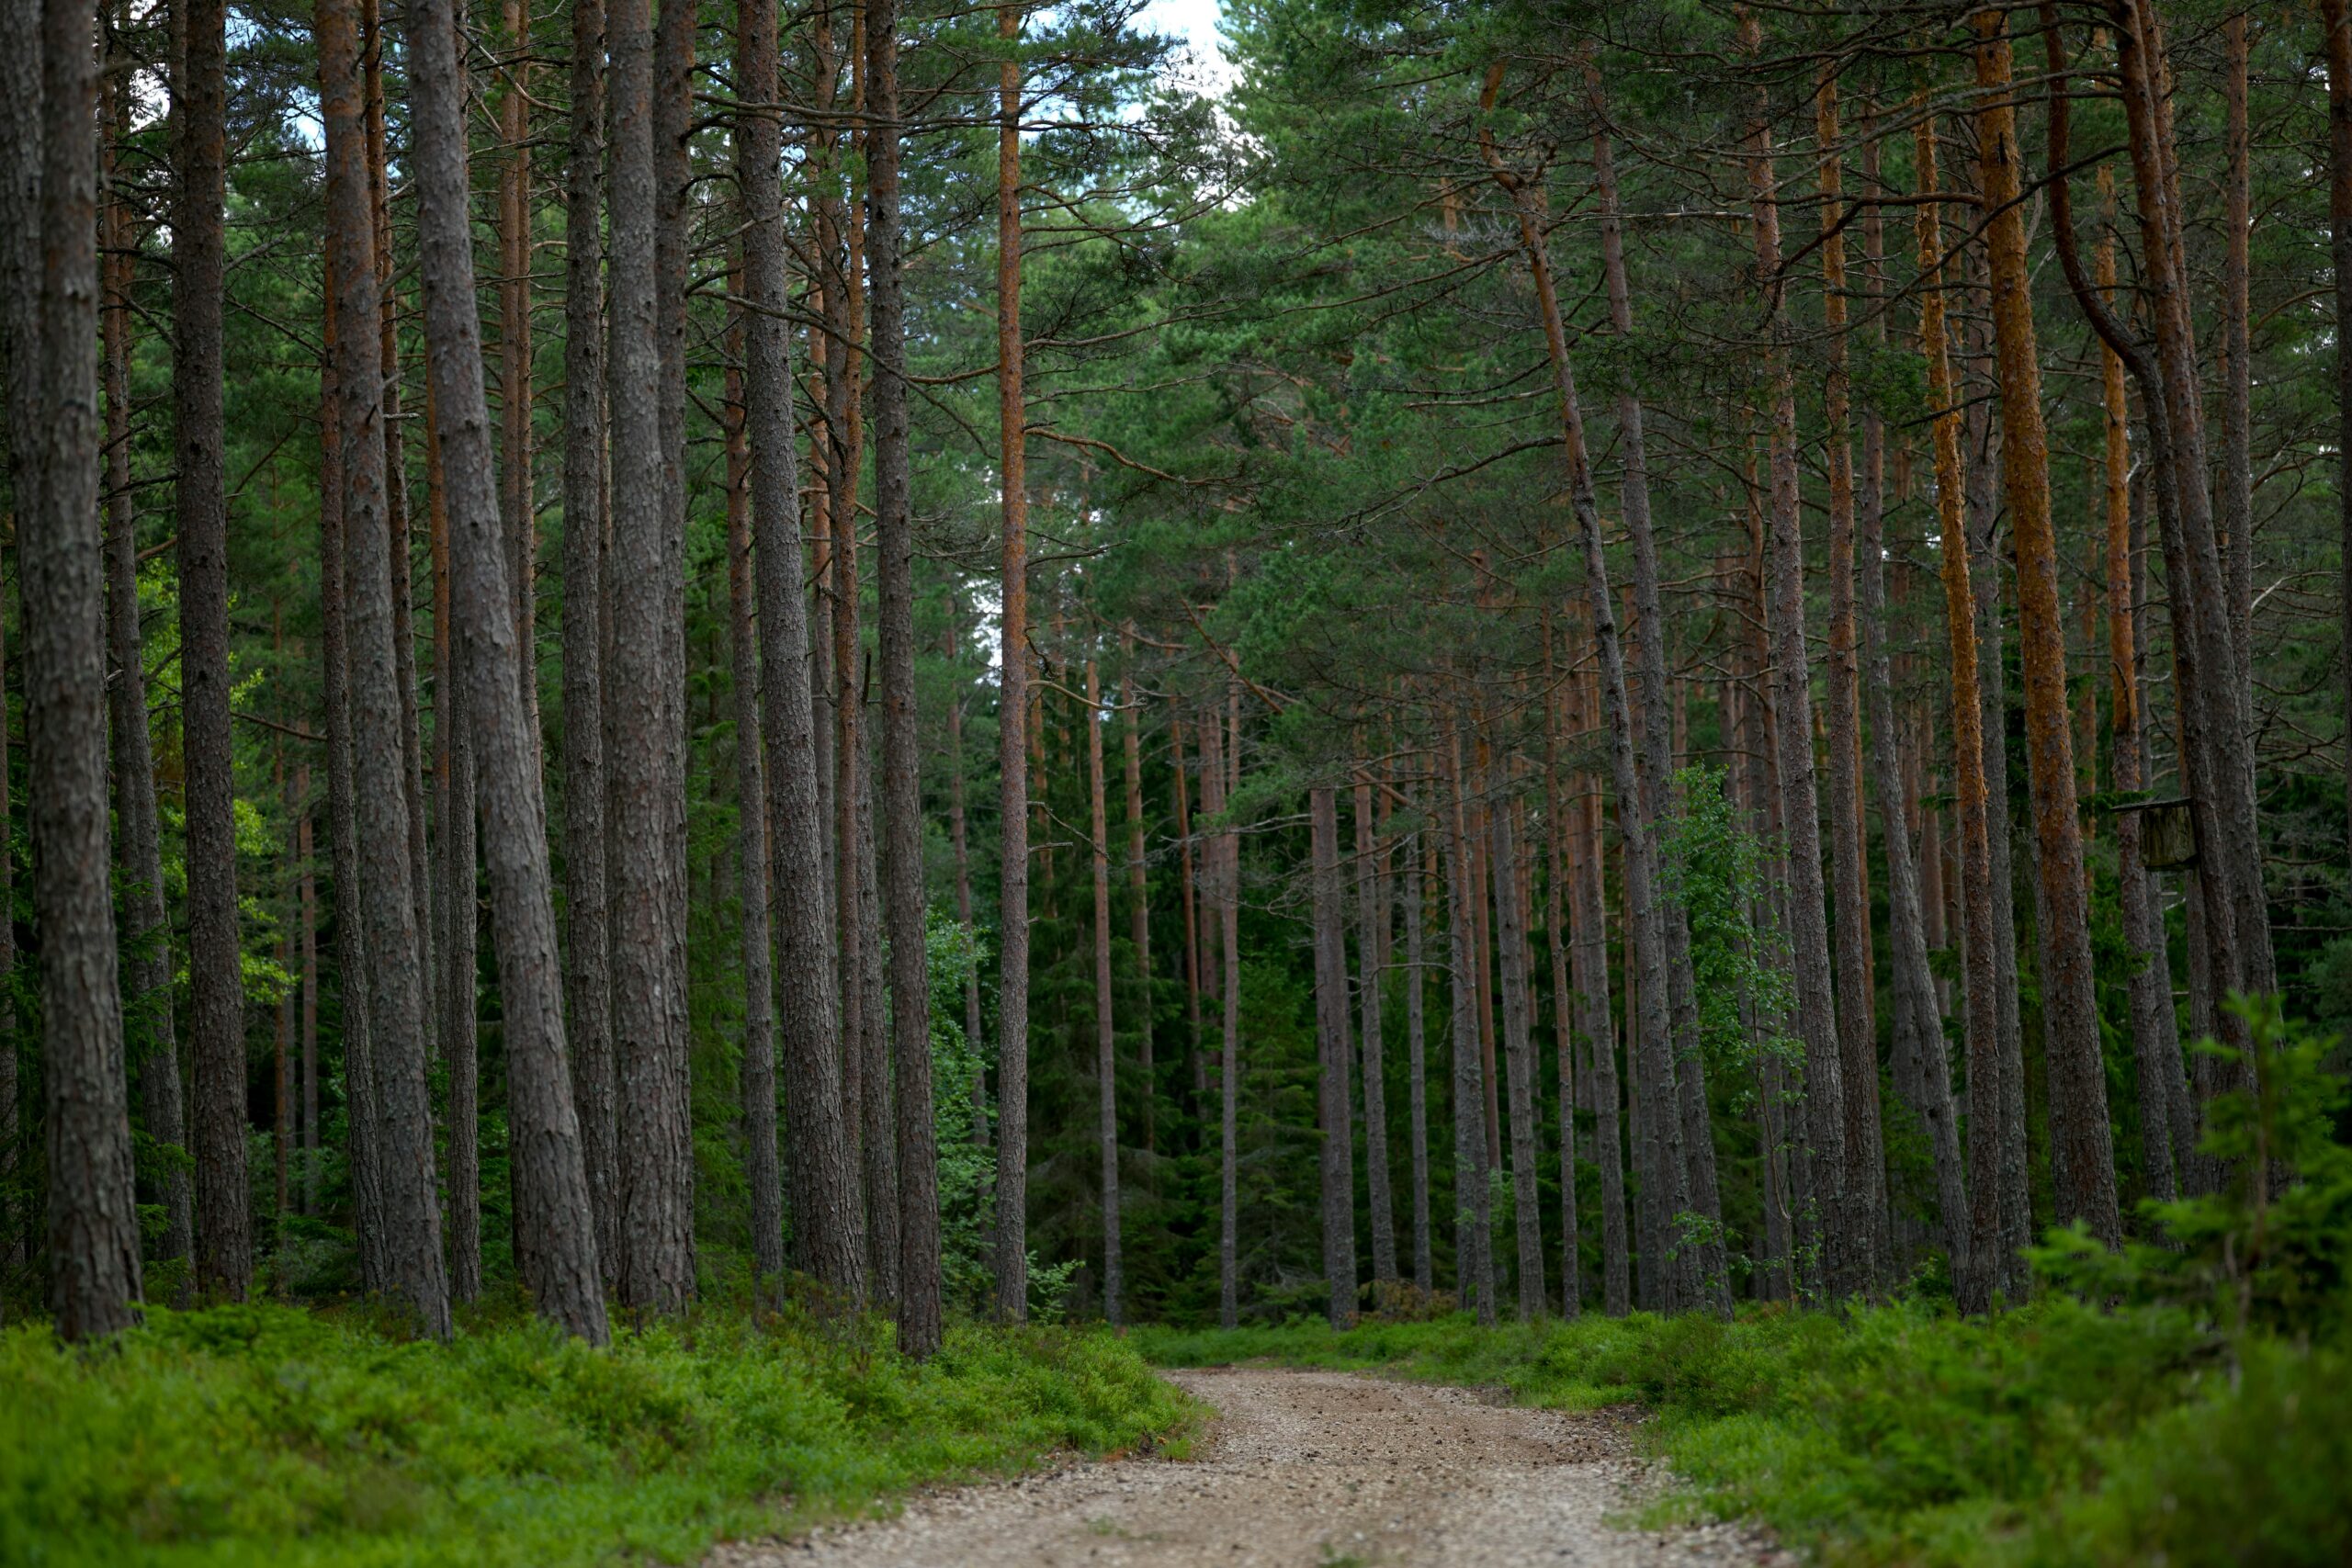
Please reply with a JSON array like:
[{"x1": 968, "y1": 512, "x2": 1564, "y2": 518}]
[{"x1": 708, "y1": 1367, "x2": 1785, "y2": 1567}]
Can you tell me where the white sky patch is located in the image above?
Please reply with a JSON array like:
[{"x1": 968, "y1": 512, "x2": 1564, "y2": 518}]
[{"x1": 1142, "y1": 0, "x2": 1234, "y2": 96}]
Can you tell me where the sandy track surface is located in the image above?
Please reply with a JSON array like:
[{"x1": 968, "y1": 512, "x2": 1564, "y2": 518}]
[{"x1": 708, "y1": 1367, "x2": 1787, "y2": 1567}]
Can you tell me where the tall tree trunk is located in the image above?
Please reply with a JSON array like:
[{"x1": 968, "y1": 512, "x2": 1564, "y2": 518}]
[
  {"x1": 1406, "y1": 811, "x2": 1434, "y2": 1295},
  {"x1": 950, "y1": 616, "x2": 984, "y2": 1071},
  {"x1": 326, "y1": 0, "x2": 450, "y2": 1339},
  {"x1": 560, "y1": 0, "x2": 616, "y2": 1283},
  {"x1": 1917, "y1": 116, "x2": 2009, "y2": 1314},
  {"x1": 102, "y1": 78, "x2": 193, "y2": 1266},
  {"x1": 1567, "y1": 646, "x2": 1630, "y2": 1315},
  {"x1": 1204, "y1": 698, "x2": 1240, "y2": 1327},
  {"x1": 721, "y1": 232, "x2": 782, "y2": 1289},
  {"x1": 741, "y1": 0, "x2": 862, "y2": 1299},
  {"x1": 499, "y1": 0, "x2": 538, "y2": 749},
  {"x1": 854, "y1": 719, "x2": 897, "y2": 1303},
  {"x1": 401, "y1": 0, "x2": 607, "y2": 1339},
  {"x1": 605, "y1": 0, "x2": 693, "y2": 1315},
  {"x1": 1174, "y1": 716, "x2": 1204, "y2": 1100},
  {"x1": 315, "y1": 248, "x2": 385, "y2": 1292},
  {"x1": 2219, "y1": 11, "x2": 2254, "y2": 702},
  {"x1": 1544, "y1": 683, "x2": 1582, "y2": 1316},
  {"x1": 11, "y1": 0, "x2": 142, "y2": 1338},
  {"x1": 432, "y1": 398, "x2": 482, "y2": 1307},
  {"x1": 865, "y1": 0, "x2": 941, "y2": 1359},
  {"x1": 1857, "y1": 118, "x2": 1965, "y2": 1273},
  {"x1": 0, "y1": 0, "x2": 31, "y2": 1291},
  {"x1": 1122, "y1": 658, "x2": 1153, "y2": 1150},
  {"x1": 1087, "y1": 660, "x2": 1123, "y2": 1324},
  {"x1": 1309, "y1": 784, "x2": 1358, "y2": 1325},
  {"x1": 1441, "y1": 724, "x2": 1495, "y2": 1325},
  {"x1": 1974, "y1": 11, "x2": 2120, "y2": 1247},
  {"x1": 1487, "y1": 752, "x2": 1544, "y2": 1318},
  {"x1": 1353, "y1": 776, "x2": 1398, "y2": 1285},
  {"x1": 990, "y1": 0, "x2": 1033, "y2": 1323},
  {"x1": 2100, "y1": 186, "x2": 2183, "y2": 1205},
  {"x1": 300, "y1": 789, "x2": 320, "y2": 1215},
  {"x1": 2326, "y1": 0, "x2": 2352, "y2": 843},
  {"x1": 1815, "y1": 74, "x2": 1887, "y2": 1292},
  {"x1": 175, "y1": 0, "x2": 251, "y2": 1303}
]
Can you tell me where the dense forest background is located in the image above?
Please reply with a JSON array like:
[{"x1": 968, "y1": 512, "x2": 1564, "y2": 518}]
[{"x1": 3, "y1": 0, "x2": 2350, "y2": 1346}]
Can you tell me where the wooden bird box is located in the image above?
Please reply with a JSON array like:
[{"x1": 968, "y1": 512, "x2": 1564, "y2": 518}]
[{"x1": 2114, "y1": 797, "x2": 2197, "y2": 870}]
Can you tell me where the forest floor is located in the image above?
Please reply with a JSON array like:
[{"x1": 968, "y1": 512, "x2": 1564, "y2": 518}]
[{"x1": 707, "y1": 1366, "x2": 1787, "y2": 1568}]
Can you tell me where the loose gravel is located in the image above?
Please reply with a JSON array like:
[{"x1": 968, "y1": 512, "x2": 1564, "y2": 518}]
[{"x1": 707, "y1": 1366, "x2": 1792, "y2": 1567}]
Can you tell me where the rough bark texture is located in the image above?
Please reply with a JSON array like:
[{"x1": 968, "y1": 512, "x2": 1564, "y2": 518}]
[
  {"x1": 1204, "y1": 704, "x2": 1240, "y2": 1328},
  {"x1": 1544, "y1": 688, "x2": 1583, "y2": 1316},
  {"x1": 176, "y1": 0, "x2": 252, "y2": 1303},
  {"x1": 0, "y1": 0, "x2": 31, "y2": 1287},
  {"x1": 741, "y1": 0, "x2": 862, "y2": 1300},
  {"x1": 1974, "y1": 13, "x2": 2120, "y2": 1247},
  {"x1": 1310, "y1": 785, "x2": 1359, "y2": 1326},
  {"x1": 2219, "y1": 12, "x2": 2254, "y2": 705},
  {"x1": 1406, "y1": 818, "x2": 1435, "y2": 1295},
  {"x1": 13, "y1": 0, "x2": 143, "y2": 1338},
  {"x1": 2327, "y1": 0, "x2": 2352, "y2": 841},
  {"x1": 328, "y1": 0, "x2": 450, "y2": 1339},
  {"x1": 1122, "y1": 662, "x2": 1153, "y2": 1148},
  {"x1": 865, "y1": 0, "x2": 943, "y2": 1359},
  {"x1": 1087, "y1": 661, "x2": 1123, "y2": 1325},
  {"x1": 1352, "y1": 779, "x2": 1398, "y2": 1285},
  {"x1": 560, "y1": 0, "x2": 617, "y2": 1283},
  {"x1": 432, "y1": 402, "x2": 482, "y2": 1307},
  {"x1": 606, "y1": 0, "x2": 694, "y2": 1315},
  {"x1": 990, "y1": 0, "x2": 1033, "y2": 1324},
  {"x1": 401, "y1": 0, "x2": 608, "y2": 1340}
]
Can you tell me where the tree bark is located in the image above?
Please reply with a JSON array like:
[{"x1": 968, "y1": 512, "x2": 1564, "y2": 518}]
[
  {"x1": 1406, "y1": 810, "x2": 1434, "y2": 1295},
  {"x1": 865, "y1": 0, "x2": 942, "y2": 1359},
  {"x1": 1204, "y1": 698, "x2": 1240, "y2": 1327},
  {"x1": 326, "y1": 0, "x2": 449, "y2": 1339},
  {"x1": 605, "y1": 0, "x2": 693, "y2": 1315},
  {"x1": 1441, "y1": 725, "x2": 1495, "y2": 1325},
  {"x1": 1310, "y1": 784, "x2": 1359, "y2": 1325},
  {"x1": 1974, "y1": 10, "x2": 2120, "y2": 1247},
  {"x1": 1087, "y1": 660, "x2": 1123, "y2": 1324},
  {"x1": 0, "y1": 0, "x2": 32, "y2": 1290},
  {"x1": 431, "y1": 399, "x2": 482, "y2": 1307},
  {"x1": 1487, "y1": 751, "x2": 1544, "y2": 1318},
  {"x1": 12, "y1": 0, "x2": 143, "y2": 1338},
  {"x1": 1122, "y1": 660, "x2": 1153, "y2": 1151},
  {"x1": 741, "y1": 0, "x2": 862, "y2": 1299},
  {"x1": 401, "y1": 0, "x2": 607, "y2": 1339},
  {"x1": 1353, "y1": 776, "x2": 1398, "y2": 1285},
  {"x1": 1856, "y1": 118, "x2": 1965, "y2": 1273},
  {"x1": 1544, "y1": 683, "x2": 1582, "y2": 1316},
  {"x1": 560, "y1": 0, "x2": 616, "y2": 1284},
  {"x1": 2326, "y1": 0, "x2": 2352, "y2": 844},
  {"x1": 175, "y1": 0, "x2": 251, "y2": 1303},
  {"x1": 2219, "y1": 11, "x2": 2254, "y2": 703},
  {"x1": 990, "y1": 0, "x2": 1033, "y2": 1323}
]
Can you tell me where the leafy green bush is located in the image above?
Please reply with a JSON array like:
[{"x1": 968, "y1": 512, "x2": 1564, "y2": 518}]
[{"x1": 1, "y1": 1302, "x2": 1194, "y2": 1567}]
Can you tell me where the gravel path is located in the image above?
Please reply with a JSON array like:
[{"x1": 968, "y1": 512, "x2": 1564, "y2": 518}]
[{"x1": 708, "y1": 1367, "x2": 1789, "y2": 1568}]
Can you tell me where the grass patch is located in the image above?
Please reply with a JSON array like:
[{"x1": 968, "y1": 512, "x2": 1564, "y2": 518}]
[
  {"x1": 1135, "y1": 1303, "x2": 2349, "y2": 1566},
  {"x1": 2, "y1": 1299, "x2": 1196, "y2": 1567}
]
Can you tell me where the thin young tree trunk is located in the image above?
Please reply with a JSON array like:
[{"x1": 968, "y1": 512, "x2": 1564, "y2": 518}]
[
  {"x1": 499, "y1": 0, "x2": 538, "y2": 748},
  {"x1": 402, "y1": 0, "x2": 606, "y2": 1338},
  {"x1": 323, "y1": 0, "x2": 449, "y2": 1337},
  {"x1": 1487, "y1": 751, "x2": 1544, "y2": 1319},
  {"x1": 605, "y1": 0, "x2": 693, "y2": 1315},
  {"x1": 949, "y1": 615, "x2": 984, "y2": 1068},
  {"x1": 854, "y1": 721, "x2": 897, "y2": 1304},
  {"x1": 560, "y1": 0, "x2": 616, "y2": 1283},
  {"x1": 721, "y1": 228, "x2": 782, "y2": 1290},
  {"x1": 1087, "y1": 660, "x2": 1123, "y2": 1325},
  {"x1": 1122, "y1": 659, "x2": 1153, "y2": 1150},
  {"x1": 864, "y1": 0, "x2": 941, "y2": 1359},
  {"x1": 1567, "y1": 647, "x2": 1629, "y2": 1315},
  {"x1": 12, "y1": 0, "x2": 142, "y2": 1338},
  {"x1": 1857, "y1": 118, "x2": 1965, "y2": 1273},
  {"x1": 102, "y1": 92, "x2": 193, "y2": 1266},
  {"x1": 1406, "y1": 812, "x2": 1434, "y2": 1296},
  {"x1": 1204, "y1": 699, "x2": 1240, "y2": 1327},
  {"x1": 1544, "y1": 683, "x2": 1582, "y2": 1316},
  {"x1": 1353, "y1": 776, "x2": 1398, "y2": 1285},
  {"x1": 1309, "y1": 784, "x2": 1359, "y2": 1325},
  {"x1": 990, "y1": 0, "x2": 1033, "y2": 1322},
  {"x1": 175, "y1": 0, "x2": 251, "y2": 1303},
  {"x1": 432, "y1": 396, "x2": 482, "y2": 1308},
  {"x1": 1918, "y1": 116, "x2": 2009, "y2": 1314},
  {"x1": 1816, "y1": 75, "x2": 1887, "y2": 1292},
  {"x1": 1441, "y1": 724, "x2": 1495, "y2": 1325},
  {"x1": 1174, "y1": 716, "x2": 1204, "y2": 1100},
  {"x1": 300, "y1": 789, "x2": 319, "y2": 1215},
  {"x1": 1974, "y1": 10, "x2": 2120, "y2": 1247}
]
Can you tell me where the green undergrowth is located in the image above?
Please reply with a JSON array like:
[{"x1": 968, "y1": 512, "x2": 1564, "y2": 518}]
[
  {"x1": 1, "y1": 1298, "x2": 1195, "y2": 1568},
  {"x1": 1136, "y1": 1303, "x2": 2348, "y2": 1566}
]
